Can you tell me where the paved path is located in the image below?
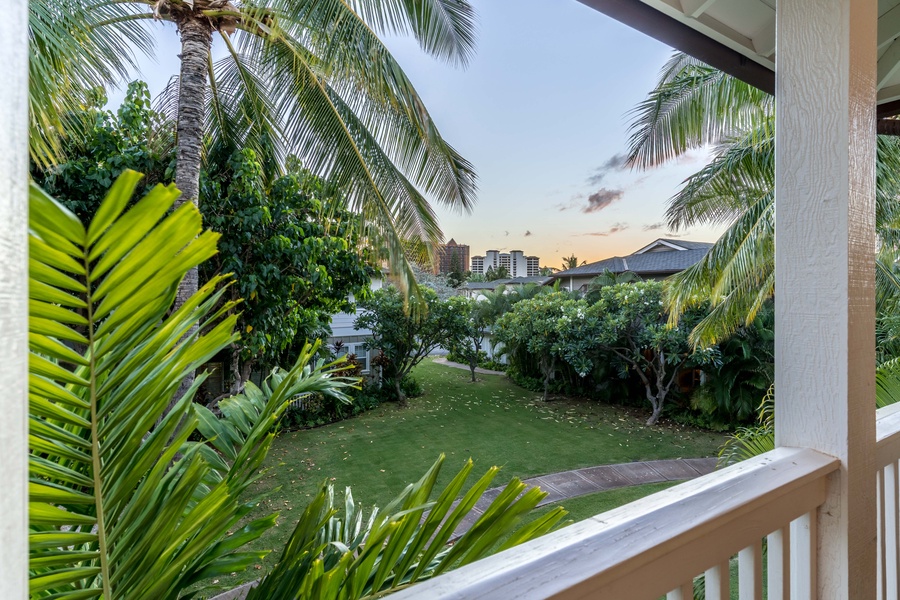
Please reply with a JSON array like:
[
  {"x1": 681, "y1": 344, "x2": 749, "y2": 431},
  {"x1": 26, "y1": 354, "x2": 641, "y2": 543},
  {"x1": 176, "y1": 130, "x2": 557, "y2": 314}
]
[
  {"x1": 432, "y1": 356, "x2": 506, "y2": 376},
  {"x1": 210, "y1": 457, "x2": 716, "y2": 600},
  {"x1": 449, "y1": 457, "x2": 717, "y2": 537}
]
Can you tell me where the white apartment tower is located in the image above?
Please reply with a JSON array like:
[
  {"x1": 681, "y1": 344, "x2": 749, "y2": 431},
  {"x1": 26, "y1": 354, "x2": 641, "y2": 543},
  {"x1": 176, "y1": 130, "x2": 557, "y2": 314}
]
[{"x1": 470, "y1": 249, "x2": 541, "y2": 277}]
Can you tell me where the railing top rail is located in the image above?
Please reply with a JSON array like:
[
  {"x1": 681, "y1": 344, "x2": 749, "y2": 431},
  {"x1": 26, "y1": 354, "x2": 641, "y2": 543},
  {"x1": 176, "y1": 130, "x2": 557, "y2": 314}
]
[
  {"x1": 877, "y1": 403, "x2": 900, "y2": 467},
  {"x1": 392, "y1": 447, "x2": 838, "y2": 600}
]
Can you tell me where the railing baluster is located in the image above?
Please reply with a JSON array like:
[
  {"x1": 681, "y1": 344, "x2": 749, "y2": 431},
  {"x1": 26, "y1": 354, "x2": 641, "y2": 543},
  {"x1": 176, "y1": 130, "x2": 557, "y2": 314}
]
[
  {"x1": 767, "y1": 526, "x2": 790, "y2": 600},
  {"x1": 879, "y1": 467, "x2": 885, "y2": 600},
  {"x1": 887, "y1": 461, "x2": 899, "y2": 600},
  {"x1": 704, "y1": 561, "x2": 730, "y2": 600},
  {"x1": 738, "y1": 540, "x2": 762, "y2": 600},
  {"x1": 791, "y1": 511, "x2": 816, "y2": 598},
  {"x1": 666, "y1": 581, "x2": 694, "y2": 600}
]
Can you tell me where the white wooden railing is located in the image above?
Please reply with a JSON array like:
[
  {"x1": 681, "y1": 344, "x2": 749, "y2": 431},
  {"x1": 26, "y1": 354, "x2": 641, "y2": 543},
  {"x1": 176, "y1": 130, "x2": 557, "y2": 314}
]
[
  {"x1": 877, "y1": 403, "x2": 900, "y2": 600},
  {"x1": 392, "y1": 447, "x2": 839, "y2": 600}
]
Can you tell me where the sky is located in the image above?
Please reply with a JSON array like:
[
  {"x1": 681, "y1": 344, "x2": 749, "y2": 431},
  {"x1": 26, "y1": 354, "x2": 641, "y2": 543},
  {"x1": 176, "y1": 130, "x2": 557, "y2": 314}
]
[{"x1": 111, "y1": 0, "x2": 725, "y2": 270}]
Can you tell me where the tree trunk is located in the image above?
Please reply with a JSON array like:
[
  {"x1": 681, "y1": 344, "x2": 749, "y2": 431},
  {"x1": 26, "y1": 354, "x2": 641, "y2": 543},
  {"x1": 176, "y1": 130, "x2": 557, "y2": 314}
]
[
  {"x1": 229, "y1": 345, "x2": 242, "y2": 395},
  {"x1": 540, "y1": 355, "x2": 555, "y2": 402},
  {"x1": 469, "y1": 360, "x2": 477, "y2": 382},
  {"x1": 172, "y1": 15, "x2": 213, "y2": 404},
  {"x1": 394, "y1": 378, "x2": 407, "y2": 407}
]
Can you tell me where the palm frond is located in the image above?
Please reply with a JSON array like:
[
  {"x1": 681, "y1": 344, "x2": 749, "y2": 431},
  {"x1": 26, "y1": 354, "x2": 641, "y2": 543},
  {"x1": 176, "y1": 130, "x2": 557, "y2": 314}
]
[
  {"x1": 28, "y1": 172, "x2": 356, "y2": 598},
  {"x1": 29, "y1": 0, "x2": 154, "y2": 165},
  {"x1": 626, "y1": 52, "x2": 772, "y2": 168},
  {"x1": 248, "y1": 455, "x2": 568, "y2": 599},
  {"x1": 346, "y1": 0, "x2": 477, "y2": 67}
]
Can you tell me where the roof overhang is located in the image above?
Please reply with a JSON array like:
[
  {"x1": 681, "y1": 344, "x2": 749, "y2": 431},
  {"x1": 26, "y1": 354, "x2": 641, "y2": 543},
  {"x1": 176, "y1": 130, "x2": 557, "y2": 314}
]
[{"x1": 578, "y1": 0, "x2": 900, "y2": 132}]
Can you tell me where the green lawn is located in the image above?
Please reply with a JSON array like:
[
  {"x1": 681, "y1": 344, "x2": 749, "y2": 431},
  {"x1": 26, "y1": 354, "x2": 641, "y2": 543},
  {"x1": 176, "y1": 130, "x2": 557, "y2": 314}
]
[{"x1": 211, "y1": 360, "x2": 725, "y2": 591}]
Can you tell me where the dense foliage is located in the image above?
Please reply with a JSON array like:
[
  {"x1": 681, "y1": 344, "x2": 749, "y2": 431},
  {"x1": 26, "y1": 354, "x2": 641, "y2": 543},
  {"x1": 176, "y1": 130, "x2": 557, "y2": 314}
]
[
  {"x1": 495, "y1": 282, "x2": 751, "y2": 426},
  {"x1": 445, "y1": 296, "x2": 492, "y2": 382},
  {"x1": 31, "y1": 81, "x2": 173, "y2": 220},
  {"x1": 356, "y1": 287, "x2": 463, "y2": 403},
  {"x1": 200, "y1": 149, "x2": 375, "y2": 393},
  {"x1": 31, "y1": 84, "x2": 376, "y2": 395}
]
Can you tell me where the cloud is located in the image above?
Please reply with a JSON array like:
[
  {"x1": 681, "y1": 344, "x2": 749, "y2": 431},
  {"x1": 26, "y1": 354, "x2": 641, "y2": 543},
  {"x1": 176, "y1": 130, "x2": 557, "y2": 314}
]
[
  {"x1": 524, "y1": 230, "x2": 532, "y2": 237},
  {"x1": 586, "y1": 153, "x2": 629, "y2": 185},
  {"x1": 582, "y1": 188, "x2": 624, "y2": 213},
  {"x1": 642, "y1": 222, "x2": 666, "y2": 231},
  {"x1": 555, "y1": 193, "x2": 584, "y2": 212},
  {"x1": 583, "y1": 222, "x2": 630, "y2": 236}
]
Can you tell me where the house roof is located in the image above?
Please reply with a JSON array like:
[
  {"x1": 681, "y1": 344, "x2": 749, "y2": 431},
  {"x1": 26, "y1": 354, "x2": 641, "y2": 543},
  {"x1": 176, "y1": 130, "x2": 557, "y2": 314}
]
[
  {"x1": 577, "y1": 0, "x2": 900, "y2": 133},
  {"x1": 462, "y1": 276, "x2": 554, "y2": 291},
  {"x1": 553, "y1": 238, "x2": 713, "y2": 278}
]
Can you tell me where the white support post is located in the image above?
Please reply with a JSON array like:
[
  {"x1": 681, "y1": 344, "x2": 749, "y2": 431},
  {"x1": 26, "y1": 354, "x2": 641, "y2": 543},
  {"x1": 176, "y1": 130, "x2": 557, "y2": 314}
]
[
  {"x1": 1, "y1": 1, "x2": 28, "y2": 598},
  {"x1": 775, "y1": 0, "x2": 877, "y2": 597}
]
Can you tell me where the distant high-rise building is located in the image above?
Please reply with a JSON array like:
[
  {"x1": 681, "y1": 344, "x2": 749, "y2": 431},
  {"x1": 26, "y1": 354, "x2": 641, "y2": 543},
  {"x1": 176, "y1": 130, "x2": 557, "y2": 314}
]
[
  {"x1": 470, "y1": 249, "x2": 541, "y2": 277},
  {"x1": 470, "y1": 255, "x2": 484, "y2": 274},
  {"x1": 436, "y1": 239, "x2": 470, "y2": 274}
]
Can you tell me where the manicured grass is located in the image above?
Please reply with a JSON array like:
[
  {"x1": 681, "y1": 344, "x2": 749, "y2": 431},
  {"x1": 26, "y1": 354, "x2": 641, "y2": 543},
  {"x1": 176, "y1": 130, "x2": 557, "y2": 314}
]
[{"x1": 210, "y1": 360, "x2": 725, "y2": 591}]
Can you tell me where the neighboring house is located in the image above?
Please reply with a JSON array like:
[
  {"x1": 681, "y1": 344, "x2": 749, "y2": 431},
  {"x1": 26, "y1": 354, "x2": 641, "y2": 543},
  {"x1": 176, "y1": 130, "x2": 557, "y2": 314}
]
[
  {"x1": 551, "y1": 238, "x2": 713, "y2": 292},
  {"x1": 326, "y1": 273, "x2": 385, "y2": 378},
  {"x1": 459, "y1": 275, "x2": 554, "y2": 300}
]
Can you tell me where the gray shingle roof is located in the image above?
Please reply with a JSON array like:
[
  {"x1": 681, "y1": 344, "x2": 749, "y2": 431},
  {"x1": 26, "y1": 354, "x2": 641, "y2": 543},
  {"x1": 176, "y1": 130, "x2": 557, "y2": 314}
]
[
  {"x1": 554, "y1": 239, "x2": 713, "y2": 278},
  {"x1": 462, "y1": 276, "x2": 554, "y2": 290}
]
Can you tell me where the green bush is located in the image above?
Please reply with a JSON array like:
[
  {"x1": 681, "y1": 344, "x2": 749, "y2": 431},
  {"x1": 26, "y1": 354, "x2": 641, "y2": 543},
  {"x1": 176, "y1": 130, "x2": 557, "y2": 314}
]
[{"x1": 400, "y1": 374, "x2": 424, "y2": 398}]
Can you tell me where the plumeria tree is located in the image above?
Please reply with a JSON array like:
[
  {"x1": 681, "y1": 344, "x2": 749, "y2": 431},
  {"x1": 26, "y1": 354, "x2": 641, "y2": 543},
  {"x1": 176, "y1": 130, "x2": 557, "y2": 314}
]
[
  {"x1": 495, "y1": 292, "x2": 589, "y2": 401},
  {"x1": 593, "y1": 281, "x2": 714, "y2": 425}
]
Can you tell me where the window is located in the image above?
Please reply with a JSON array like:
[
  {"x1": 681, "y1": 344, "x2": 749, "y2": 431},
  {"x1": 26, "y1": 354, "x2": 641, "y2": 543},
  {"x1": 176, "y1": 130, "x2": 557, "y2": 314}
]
[{"x1": 334, "y1": 342, "x2": 370, "y2": 374}]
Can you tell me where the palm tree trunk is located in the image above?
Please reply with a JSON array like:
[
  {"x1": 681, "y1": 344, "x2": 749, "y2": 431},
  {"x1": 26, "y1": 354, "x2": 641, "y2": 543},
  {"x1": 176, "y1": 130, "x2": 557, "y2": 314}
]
[{"x1": 172, "y1": 16, "x2": 212, "y2": 402}]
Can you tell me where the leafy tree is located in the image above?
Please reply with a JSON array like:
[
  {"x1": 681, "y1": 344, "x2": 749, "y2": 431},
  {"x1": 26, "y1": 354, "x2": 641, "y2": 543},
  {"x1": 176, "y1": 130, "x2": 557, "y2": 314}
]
[
  {"x1": 31, "y1": 88, "x2": 375, "y2": 395},
  {"x1": 28, "y1": 173, "x2": 567, "y2": 599},
  {"x1": 356, "y1": 287, "x2": 459, "y2": 404},
  {"x1": 496, "y1": 292, "x2": 588, "y2": 401},
  {"x1": 593, "y1": 281, "x2": 714, "y2": 425},
  {"x1": 446, "y1": 296, "x2": 491, "y2": 382},
  {"x1": 200, "y1": 149, "x2": 375, "y2": 394},
  {"x1": 539, "y1": 266, "x2": 556, "y2": 276},
  {"x1": 31, "y1": 80, "x2": 174, "y2": 220}
]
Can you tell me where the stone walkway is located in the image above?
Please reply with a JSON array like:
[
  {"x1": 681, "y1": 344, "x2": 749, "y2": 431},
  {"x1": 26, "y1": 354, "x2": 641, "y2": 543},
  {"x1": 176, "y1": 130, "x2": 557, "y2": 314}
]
[
  {"x1": 432, "y1": 356, "x2": 506, "y2": 376},
  {"x1": 449, "y1": 457, "x2": 717, "y2": 537}
]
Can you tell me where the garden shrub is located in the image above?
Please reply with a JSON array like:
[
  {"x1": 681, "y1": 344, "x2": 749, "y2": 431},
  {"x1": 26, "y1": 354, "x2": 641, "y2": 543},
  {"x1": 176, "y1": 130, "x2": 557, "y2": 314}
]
[{"x1": 400, "y1": 374, "x2": 424, "y2": 399}]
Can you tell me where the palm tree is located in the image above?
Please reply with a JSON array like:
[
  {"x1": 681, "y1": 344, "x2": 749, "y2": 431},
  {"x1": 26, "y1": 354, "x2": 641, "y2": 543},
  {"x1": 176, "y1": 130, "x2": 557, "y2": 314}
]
[
  {"x1": 627, "y1": 52, "x2": 900, "y2": 346},
  {"x1": 31, "y1": 0, "x2": 480, "y2": 394},
  {"x1": 560, "y1": 254, "x2": 585, "y2": 271},
  {"x1": 584, "y1": 268, "x2": 641, "y2": 303},
  {"x1": 30, "y1": 0, "x2": 479, "y2": 296}
]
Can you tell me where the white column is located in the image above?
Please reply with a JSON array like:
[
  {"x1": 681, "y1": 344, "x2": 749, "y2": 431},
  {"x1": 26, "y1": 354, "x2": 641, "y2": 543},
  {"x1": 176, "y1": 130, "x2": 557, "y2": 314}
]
[
  {"x1": 775, "y1": 0, "x2": 877, "y2": 597},
  {"x1": 1, "y1": 1, "x2": 28, "y2": 597}
]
